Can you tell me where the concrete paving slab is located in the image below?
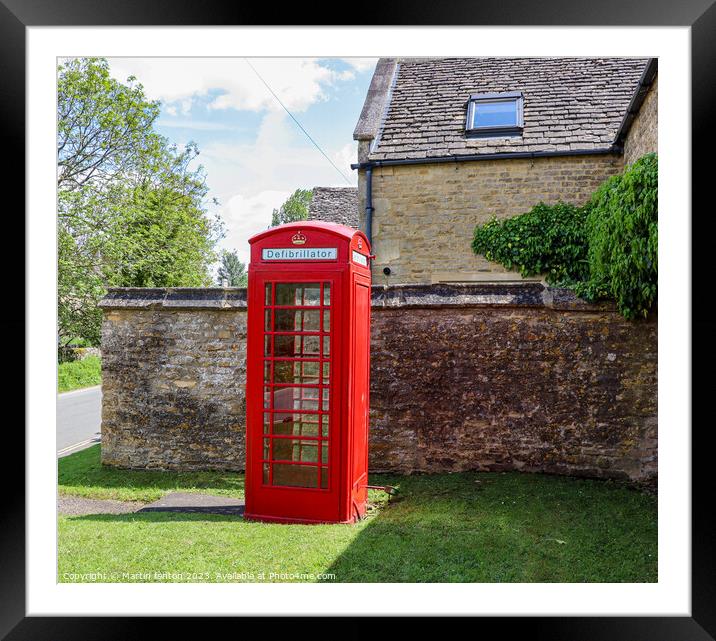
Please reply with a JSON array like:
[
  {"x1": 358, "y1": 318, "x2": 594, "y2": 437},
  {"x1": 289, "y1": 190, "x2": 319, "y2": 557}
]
[{"x1": 138, "y1": 492, "x2": 245, "y2": 516}]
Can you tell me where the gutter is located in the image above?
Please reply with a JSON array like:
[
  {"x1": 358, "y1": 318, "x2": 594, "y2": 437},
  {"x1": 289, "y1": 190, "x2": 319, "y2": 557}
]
[
  {"x1": 364, "y1": 166, "x2": 374, "y2": 248},
  {"x1": 350, "y1": 145, "x2": 621, "y2": 172}
]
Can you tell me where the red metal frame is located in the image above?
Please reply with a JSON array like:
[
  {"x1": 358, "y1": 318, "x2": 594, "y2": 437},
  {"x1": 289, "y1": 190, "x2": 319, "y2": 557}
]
[{"x1": 245, "y1": 222, "x2": 371, "y2": 524}]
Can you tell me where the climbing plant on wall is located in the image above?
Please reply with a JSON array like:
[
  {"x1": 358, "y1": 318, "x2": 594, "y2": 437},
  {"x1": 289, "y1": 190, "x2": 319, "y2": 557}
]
[
  {"x1": 471, "y1": 201, "x2": 589, "y2": 285},
  {"x1": 574, "y1": 153, "x2": 658, "y2": 319},
  {"x1": 472, "y1": 153, "x2": 658, "y2": 319}
]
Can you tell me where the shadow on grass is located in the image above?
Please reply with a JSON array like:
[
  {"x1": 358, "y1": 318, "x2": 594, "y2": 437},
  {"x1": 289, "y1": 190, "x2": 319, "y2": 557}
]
[
  {"x1": 58, "y1": 449, "x2": 657, "y2": 583},
  {"x1": 323, "y1": 471, "x2": 658, "y2": 583},
  {"x1": 58, "y1": 444, "x2": 245, "y2": 501},
  {"x1": 62, "y1": 511, "x2": 245, "y2": 524}
]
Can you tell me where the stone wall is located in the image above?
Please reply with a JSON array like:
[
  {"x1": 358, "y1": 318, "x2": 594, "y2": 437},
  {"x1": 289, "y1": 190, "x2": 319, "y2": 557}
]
[
  {"x1": 100, "y1": 284, "x2": 657, "y2": 484},
  {"x1": 100, "y1": 289, "x2": 248, "y2": 471},
  {"x1": 357, "y1": 153, "x2": 624, "y2": 284},
  {"x1": 369, "y1": 284, "x2": 657, "y2": 484},
  {"x1": 623, "y1": 75, "x2": 658, "y2": 166}
]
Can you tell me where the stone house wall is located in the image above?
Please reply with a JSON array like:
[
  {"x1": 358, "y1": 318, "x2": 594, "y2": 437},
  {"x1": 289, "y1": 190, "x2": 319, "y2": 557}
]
[
  {"x1": 100, "y1": 285, "x2": 657, "y2": 485},
  {"x1": 357, "y1": 153, "x2": 625, "y2": 284},
  {"x1": 623, "y1": 76, "x2": 658, "y2": 166}
]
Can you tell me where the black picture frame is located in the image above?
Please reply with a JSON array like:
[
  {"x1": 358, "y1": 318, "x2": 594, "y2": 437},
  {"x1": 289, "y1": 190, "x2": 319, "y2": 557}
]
[{"x1": 5, "y1": 1, "x2": 714, "y2": 638}]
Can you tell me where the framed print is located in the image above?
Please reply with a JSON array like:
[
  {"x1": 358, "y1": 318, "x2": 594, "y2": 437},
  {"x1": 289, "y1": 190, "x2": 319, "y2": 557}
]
[{"x1": 6, "y1": 0, "x2": 715, "y2": 638}]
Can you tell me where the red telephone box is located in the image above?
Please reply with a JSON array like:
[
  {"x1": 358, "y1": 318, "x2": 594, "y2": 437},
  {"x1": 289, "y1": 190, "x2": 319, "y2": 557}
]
[{"x1": 244, "y1": 221, "x2": 372, "y2": 524}]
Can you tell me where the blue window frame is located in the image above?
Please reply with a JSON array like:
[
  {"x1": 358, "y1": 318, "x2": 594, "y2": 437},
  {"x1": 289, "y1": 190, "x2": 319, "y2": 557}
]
[{"x1": 466, "y1": 91, "x2": 524, "y2": 137}]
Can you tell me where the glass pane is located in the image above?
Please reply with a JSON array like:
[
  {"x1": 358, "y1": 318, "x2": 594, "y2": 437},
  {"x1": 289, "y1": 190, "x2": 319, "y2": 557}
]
[
  {"x1": 263, "y1": 413, "x2": 272, "y2": 434},
  {"x1": 320, "y1": 468, "x2": 328, "y2": 489},
  {"x1": 274, "y1": 335, "x2": 296, "y2": 357},
  {"x1": 272, "y1": 385, "x2": 319, "y2": 412},
  {"x1": 263, "y1": 387, "x2": 271, "y2": 409},
  {"x1": 472, "y1": 99, "x2": 518, "y2": 128},
  {"x1": 321, "y1": 414, "x2": 329, "y2": 437},
  {"x1": 273, "y1": 361, "x2": 319, "y2": 385},
  {"x1": 321, "y1": 442, "x2": 328, "y2": 464},
  {"x1": 322, "y1": 362, "x2": 330, "y2": 383},
  {"x1": 303, "y1": 285, "x2": 321, "y2": 306},
  {"x1": 275, "y1": 283, "x2": 321, "y2": 306},
  {"x1": 273, "y1": 360, "x2": 293, "y2": 384},
  {"x1": 264, "y1": 335, "x2": 272, "y2": 356},
  {"x1": 272, "y1": 463, "x2": 319, "y2": 488},
  {"x1": 264, "y1": 309, "x2": 272, "y2": 331},
  {"x1": 323, "y1": 283, "x2": 331, "y2": 306},
  {"x1": 274, "y1": 335, "x2": 321, "y2": 358},
  {"x1": 265, "y1": 283, "x2": 272, "y2": 305},
  {"x1": 323, "y1": 310, "x2": 330, "y2": 332},
  {"x1": 271, "y1": 412, "x2": 319, "y2": 437},
  {"x1": 274, "y1": 309, "x2": 321, "y2": 332},
  {"x1": 322, "y1": 388, "x2": 329, "y2": 410},
  {"x1": 263, "y1": 438, "x2": 271, "y2": 460},
  {"x1": 263, "y1": 463, "x2": 270, "y2": 484},
  {"x1": 299, "y1": 361, "x2": 320, "y2": 384},
  {"x1": 264, "y1": 361, "x2": 272, "y2": 383},
  {"x1": 322, "y1": 336, "x2": 330, "y2": 357},
  {"x1": 272, "y1": 438, "x2": 318, "y2": 463}
]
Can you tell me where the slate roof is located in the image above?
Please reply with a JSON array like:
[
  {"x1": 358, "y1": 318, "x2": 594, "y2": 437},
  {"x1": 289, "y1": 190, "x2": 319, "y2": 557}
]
[
  {"x1": 363, "y1": 57, "x2": 650, "y2": 161},
  {"x1": 307, "y1": 187, "x2": 359, "y2": 228}
]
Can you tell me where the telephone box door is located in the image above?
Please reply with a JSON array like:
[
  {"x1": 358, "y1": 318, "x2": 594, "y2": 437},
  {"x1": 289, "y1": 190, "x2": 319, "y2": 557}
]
[{"x1": 246, "y1": 274, "x2": 341, "y2": 522}]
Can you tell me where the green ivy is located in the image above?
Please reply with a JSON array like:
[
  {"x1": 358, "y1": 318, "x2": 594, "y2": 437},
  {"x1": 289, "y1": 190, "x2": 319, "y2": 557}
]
[
  {"x1": 575, "y1": 153, "x2": 658, "y2": 319},
  {"x1": 471, "y1": 153, "x2": 658, "y2": 320},
  {"x1": 471, "y1": 201, "x2": 589, "y2": 285}
]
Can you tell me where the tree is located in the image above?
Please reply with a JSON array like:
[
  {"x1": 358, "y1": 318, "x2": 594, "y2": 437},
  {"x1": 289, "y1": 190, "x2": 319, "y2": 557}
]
[
  {"x1": 57, "y1": 57, "x2": 222, "y2": 345},
  {"x1": 216, "y1": 250, "x2": 248, "y2": 287},
  {"x1": 270, "y1": 188, "x2": 313, "y2": 227}
]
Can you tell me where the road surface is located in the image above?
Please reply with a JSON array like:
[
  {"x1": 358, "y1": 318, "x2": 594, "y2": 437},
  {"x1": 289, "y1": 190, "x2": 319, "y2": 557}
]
[{"x1": 57, "y1": 386, "x2": 102, "y2": 457}]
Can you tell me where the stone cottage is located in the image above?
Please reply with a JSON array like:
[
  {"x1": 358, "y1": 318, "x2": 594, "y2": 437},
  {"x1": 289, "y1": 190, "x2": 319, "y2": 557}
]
[
  {"x1": 100, "y1": 57, "x2": 658, "y2": 484},
  {"x1": 351, "y1": 57, "x2": 657, "y2": 283}
]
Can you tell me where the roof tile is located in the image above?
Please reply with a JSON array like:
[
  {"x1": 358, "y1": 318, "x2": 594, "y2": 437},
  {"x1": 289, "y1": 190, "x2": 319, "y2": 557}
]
[{"x1": 368, "y1": 57, "x2": 648, "y2": 161}]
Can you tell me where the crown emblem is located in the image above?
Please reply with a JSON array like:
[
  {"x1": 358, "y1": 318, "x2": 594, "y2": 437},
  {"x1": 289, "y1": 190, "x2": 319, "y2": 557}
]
[{"x1": 291, "y1": 231, "x2": 307, "y2": 245}]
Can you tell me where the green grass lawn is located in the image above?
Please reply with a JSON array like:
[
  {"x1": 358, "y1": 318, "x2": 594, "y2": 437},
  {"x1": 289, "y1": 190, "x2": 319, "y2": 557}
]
[
  {"x1": 58, "y1": 445, "x2": 657, "y2": 583},
  {"x1": 58, "y1": 355, "x2": 102, "y2": 393}
]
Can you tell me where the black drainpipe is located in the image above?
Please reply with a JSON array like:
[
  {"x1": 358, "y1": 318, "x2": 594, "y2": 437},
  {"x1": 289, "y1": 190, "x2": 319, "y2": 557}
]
[{"x1": 364, "y1": 165, "x2": 374, "y2": 249}]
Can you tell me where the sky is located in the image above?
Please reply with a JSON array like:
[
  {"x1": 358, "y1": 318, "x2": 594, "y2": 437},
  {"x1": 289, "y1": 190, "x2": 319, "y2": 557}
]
[{"x1": 106, "y1": 57, "x2": 378, "y2": 266}]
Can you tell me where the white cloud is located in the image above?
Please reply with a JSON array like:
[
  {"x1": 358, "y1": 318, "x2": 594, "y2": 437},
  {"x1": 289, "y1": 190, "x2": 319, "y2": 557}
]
[
  {"x1": 332, "y1": 141, "x2": 359, "y2": 179},
  {"x1": 108, "y1": 57, "x2": 367, "y2": 115},
  {"x1": 201, "y1": 113, "x2": 358, "y2": 263},
  {"x1": 156, "y1": 119, "x2": 234, "y2": 131},
  {"x1": 220, "y1": 190, "x2": 291, "y2": 265},
  {"x1": 341, "y1": 58, "x2": 377, "y2": 73}
]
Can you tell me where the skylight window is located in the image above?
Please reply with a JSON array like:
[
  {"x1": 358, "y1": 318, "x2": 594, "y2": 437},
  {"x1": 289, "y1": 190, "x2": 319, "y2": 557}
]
[{"x1": 466, "y1": 92, "x2": 524, "y2": 137}]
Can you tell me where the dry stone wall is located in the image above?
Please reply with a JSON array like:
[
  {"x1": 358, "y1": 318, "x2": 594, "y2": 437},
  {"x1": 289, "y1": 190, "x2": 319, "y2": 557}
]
[{"x1": 100, "y1": 284, "x2": 657, "y2": 484}]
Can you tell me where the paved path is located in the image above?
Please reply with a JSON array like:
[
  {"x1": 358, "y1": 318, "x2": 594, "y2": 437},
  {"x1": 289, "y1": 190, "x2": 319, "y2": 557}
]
[
  {"x1": 57, "y1": 385, "x2": 102, "y2": 457},
  {"x1": 58, "y1": 495, "x2": 145, "y2": 516},
  {"x1": 139, "y1": 493, "x2": 245, "y2": 516},
  {"x1": 58, "y1": 493, "x2": 245, "y2": 517}
]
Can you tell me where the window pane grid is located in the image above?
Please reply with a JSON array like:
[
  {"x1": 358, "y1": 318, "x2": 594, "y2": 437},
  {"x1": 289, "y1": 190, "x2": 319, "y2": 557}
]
[{"x1": 261, "y1": 280, "x2": 331, "y2": 489}]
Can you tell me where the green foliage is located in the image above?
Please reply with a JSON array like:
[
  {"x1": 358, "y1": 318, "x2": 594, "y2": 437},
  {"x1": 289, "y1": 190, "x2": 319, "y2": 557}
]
[
  {"x1": 472, "y1": 202, "x2": 589, "y2": 285},
  {"x1": 270, "y1": 188, "x2": 313, "y2": 227},
  {"x1": 216, "y1": 249, "x2": 248, "y2": 287},
  {"x1": 57, "y1": 58, "x2": 223, "y2": 343},
  {"x1": 106, "y1": 184, "x2": 218, "y2": 288},
  {"x1": 471, "y1": 154, "x2": 658, "y2": 319},
  {"x1": 574, "y1": 153, "x2": 658, "y2": 319},
  {"x1": 58, "y1": 355, "x2": 102, "y2": 393}
]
